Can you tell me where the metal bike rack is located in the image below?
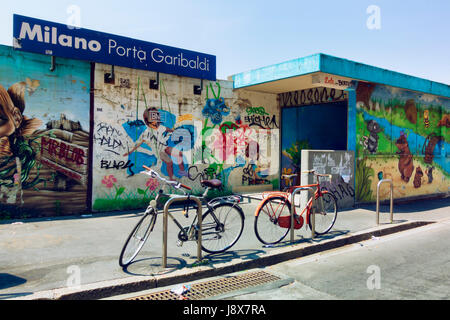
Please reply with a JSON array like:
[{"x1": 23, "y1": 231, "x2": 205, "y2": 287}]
[
  {"x1": 376, "y1": 179, "x2": 394, "y2": 225},
  {"x1": 162, "y1": 195, "x2": 203, "y2": 268},
  {"x1": 290, "y1": 187, "x2": 315, "y2": 242}
]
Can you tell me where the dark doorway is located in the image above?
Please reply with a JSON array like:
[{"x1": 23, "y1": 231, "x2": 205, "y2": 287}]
[{"x1": 280, "y1": 101, "x2": 348, "y2": 188}]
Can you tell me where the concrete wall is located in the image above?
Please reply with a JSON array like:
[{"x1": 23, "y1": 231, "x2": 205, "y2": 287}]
[
  {"x1": 92, "y1": 64, "x2": 280, "y2": 212},
  {"x1": 354, "y1": 82, "x2": 449, "y2": 202},
  {"x1": 301, "y1": 150, "x2": 355, "y2": 209},
  {"x1": 0, "y1": 45, "x2": 91, "y2": 217},
  {"x1": 0, "y1": 44, "x2": 281, "y2": 217}
]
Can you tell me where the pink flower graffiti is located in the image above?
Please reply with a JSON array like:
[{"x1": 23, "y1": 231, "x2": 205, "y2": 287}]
[
  {"x1": 145, "y1": 178, "x2": 159, "y2": 191},
  {"x1": 102, "y1": 175, "x2": 117, "y2": 189}
]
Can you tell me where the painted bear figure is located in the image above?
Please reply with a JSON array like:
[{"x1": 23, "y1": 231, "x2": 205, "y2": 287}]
[
  {"x1": 413, "y1": 167, "x2": 424, "y2": 189},
  {"x1": 366, "y1": 120, "x2": 383, "y2": 154},
  {"x1": 396, "y1": 134, "x2": 414, "y2": 183}
]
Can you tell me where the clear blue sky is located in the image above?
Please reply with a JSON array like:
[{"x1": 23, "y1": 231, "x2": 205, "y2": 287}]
[{"x1": 1, "y1": 0, "x2": 449, "y2": 84}]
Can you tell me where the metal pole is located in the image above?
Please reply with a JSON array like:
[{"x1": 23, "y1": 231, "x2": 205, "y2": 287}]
[
  {"x1": 390, "y1": 183, "x2": 394, "y2": 223},
  {"x1": 163, "y1": 195, "x2": 202, "y2": 268},
  {"x1": 376, "y1": 180, "x2": 394, "y2": 225},
  {"x1": 290, "y1": 187, "x2": 315, "y2": 242},
  {"x1": 311, "y1": 196, "x2": 316, "y2": 240}
]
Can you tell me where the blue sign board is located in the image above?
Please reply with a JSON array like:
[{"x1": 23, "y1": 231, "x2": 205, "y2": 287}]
[{"x1": 13, "y1": 14, "x2": 216, "y2": 80}]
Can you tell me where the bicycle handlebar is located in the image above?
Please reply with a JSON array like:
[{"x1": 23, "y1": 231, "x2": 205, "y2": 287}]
[
  {"x1": 302, "y1": 170, "x2": 332, "y2": 179},
  {"x1": 142, "y1": 166, "x2": 192, "y2": 191},
  {"x1": 281, "y1": 174, "x2": 297, "y2": 180}
]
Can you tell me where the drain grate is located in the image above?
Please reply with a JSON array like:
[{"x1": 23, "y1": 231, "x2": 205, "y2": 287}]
[{"x1": 126, "y1": 271, "x2": 282, "y2": 300}]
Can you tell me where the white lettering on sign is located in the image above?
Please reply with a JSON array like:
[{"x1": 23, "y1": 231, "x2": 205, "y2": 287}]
[
  {"x1": 16, "y1": 17, "x2": 214, "y2": 78},
  {"x1": 19, "y1": 22, "x2": 101, "y2": 52},
  {"x1": 108, "y1": 39, "x2": 147, "y2": 63},
  {"x1": 151, "y1": 48, "x2": 210, "y2": 71}
]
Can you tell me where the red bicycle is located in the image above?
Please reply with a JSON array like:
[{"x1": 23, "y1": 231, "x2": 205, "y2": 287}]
[{"x1": 254, "y1": 170, "x2": 338, "y2": 245}]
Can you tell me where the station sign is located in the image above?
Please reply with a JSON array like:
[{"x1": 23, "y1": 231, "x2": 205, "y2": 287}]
[{"x1": 13, "y1": 14, "x2": 216, "y2": 80}]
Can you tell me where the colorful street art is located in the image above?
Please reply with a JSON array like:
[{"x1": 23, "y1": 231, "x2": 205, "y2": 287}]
[
  {"x1": 92, "y1": 66, "x2": 280, "y2": 212},
  {"x1": 355, "y1": 82, "x2": 449, "y2": 201},
  {"x1": 0, "y1": 45, "x2": 91, "y2": 217}
]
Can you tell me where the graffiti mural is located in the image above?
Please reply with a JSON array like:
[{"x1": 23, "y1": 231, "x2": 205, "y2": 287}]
[
  {"x1": 92, "y1": 66, "x2": 280, "y2": 212},
  {"x1": 279, "y1": 87, "x2": 347, "y2": 108},
  {"x1": 0, "y1": 45, "x2": 91, "y2": 217},
  {"x1": 355, "y1": 82, "x2": 449, "y2": 201}
]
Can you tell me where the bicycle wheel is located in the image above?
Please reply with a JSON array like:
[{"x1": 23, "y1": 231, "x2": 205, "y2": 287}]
[
  {"x1": 200, "y1": 203, "x2": 245, "y2": 254},
  {"x1": 309, "y1": 192, "x2": 338, "y2": 235},
  {"x1": 255, "y1": 196, "x2": 292, "y2": 245},
  {"x1": 119, "y1": 210, "x2": 157, "y2": 267}
]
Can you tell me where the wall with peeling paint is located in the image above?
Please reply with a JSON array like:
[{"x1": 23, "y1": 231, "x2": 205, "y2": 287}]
[
  {"x1": 92, "y1": 64, "x2": 279, "y2": 212},
  {"x1": 0, "y1": 44, "x2": 91, "y2": 217}
]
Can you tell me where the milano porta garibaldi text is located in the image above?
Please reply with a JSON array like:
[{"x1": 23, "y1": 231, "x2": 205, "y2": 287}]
[{"x1": 13, "y1": 14, "x2": 216, "y2": 81}]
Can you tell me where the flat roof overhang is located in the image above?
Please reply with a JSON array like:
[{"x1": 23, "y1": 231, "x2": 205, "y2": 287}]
[{"x1": 231, "y1": 53, "x2": 450, "y2": 99}]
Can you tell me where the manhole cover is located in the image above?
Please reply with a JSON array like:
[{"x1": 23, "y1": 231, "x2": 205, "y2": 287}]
[{"x1": 126, "y1": 271, "x2": 282, "y2": 300}]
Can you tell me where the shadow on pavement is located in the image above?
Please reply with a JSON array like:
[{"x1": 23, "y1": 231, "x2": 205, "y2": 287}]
[
  {"x1": 355, "y1": 197, "x2": 449, "y2": 214},
  {"x1": 204, "y1": 249, "x2": 267, "y2": 266},
  {"x1": 0, "y1": 293, "x2": 33, "y2": 300},
  {"x1": 122, "y1": 257, "x2": 188, "y2": 277},
  {"x1": 121, "y1": 249, "x2": 269, "y2": 276},
  {"x1": 0, "y1": 274, "x2": 32, "y2": 300},
  {"x1": 257, "y1": 230, "x2": 351, "y2": 249},
  {"x1": 0, "y1": 273, "x2": 27, "y2": 290}
]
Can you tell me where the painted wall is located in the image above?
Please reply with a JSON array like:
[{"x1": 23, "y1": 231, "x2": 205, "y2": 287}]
[
  {"x1": 355, "y1": 82, "x2": 449, "y2": 202},
  {"x1": 0, "y1": 45, "x2": 91, "y2": 217},
  {"x1": 301, "y1": 150, "x2": 355, "y2": 209},
  {"x1": 92, "y1": 64, "x2": 279, "y2": 212}
]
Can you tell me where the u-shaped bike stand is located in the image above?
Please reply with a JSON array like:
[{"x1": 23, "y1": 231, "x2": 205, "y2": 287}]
[
  {"x1": 290, "y1": 187, "x2": 316, "y2": 242},
  {"x1": 376, "y1": 179, "x2": 394, "y2": 225},
  {"x1": 162, "y1": 195, "x2": 203, "y2": 268}
]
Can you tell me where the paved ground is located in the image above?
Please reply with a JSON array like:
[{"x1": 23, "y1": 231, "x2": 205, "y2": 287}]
[
  {"x1": 0, "y1": 195, "x2": 448, "y2": 300},
  {"x1": 224, "y1": 219, "x2": 450, "y2": 300}
]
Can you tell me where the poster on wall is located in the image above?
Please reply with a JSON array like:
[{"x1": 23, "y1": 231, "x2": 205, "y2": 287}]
[{"x1": 0, "y1": 45, "x2": 91, "y2": 216}]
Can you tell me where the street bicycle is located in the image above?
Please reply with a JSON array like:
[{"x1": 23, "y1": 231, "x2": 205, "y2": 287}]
[
  {"x1": 254, "y1": 170, "x2": 338, "y2": 245},
  {"x1": 119, "y1": 166, "x2": 245, "y2": 267}
]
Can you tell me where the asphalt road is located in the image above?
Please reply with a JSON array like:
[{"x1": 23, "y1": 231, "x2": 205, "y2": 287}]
[{"x1": 224, "y1": 219, "x2": 450, "y2": 300}]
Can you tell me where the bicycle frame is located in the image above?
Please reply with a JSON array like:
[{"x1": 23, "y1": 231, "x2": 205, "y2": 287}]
[
  {"x1": 152, "y1": 190, "x2": 242, "y2": 243},
  {"x1": 256, "y1": 172, "x2": 330, "y2": 226},
  {"x1": 144, "y1": 166, "x2": 242, "y2": 244}
]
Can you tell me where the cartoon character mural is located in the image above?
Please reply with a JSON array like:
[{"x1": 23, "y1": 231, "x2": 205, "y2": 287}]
[
  {"x1": 396, "y1": 133, "x2": 415, "y2": 183},
  {"x1": 363, "y1": 120, "x2": 383, "y2": 154},
  {"x1": 355, "y1": 81, "x2": 449, "y2": 202}
]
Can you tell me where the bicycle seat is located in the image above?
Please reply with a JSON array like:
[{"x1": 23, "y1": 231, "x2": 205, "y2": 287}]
[{"x1": 201, "y1": 179, "x2": 223, "y2": 189}]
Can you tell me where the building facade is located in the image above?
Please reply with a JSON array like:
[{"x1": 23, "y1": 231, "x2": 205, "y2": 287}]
[{"x1": 1, "y1": 32, "x2": 449, "y2": 218}]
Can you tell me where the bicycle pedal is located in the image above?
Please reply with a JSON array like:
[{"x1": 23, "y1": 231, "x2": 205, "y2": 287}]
[{"x1": 177, "y1": 240, "x2": 184, "y2": 248}]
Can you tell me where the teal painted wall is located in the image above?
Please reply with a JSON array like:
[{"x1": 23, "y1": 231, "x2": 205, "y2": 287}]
[{"x1": 233, "y1": 54, "x2": 321, "y2": 88}]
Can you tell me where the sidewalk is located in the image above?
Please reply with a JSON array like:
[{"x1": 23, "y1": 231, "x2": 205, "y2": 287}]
[{"x1": 0, "y1": 195, "x2": 448, "y2": 300}]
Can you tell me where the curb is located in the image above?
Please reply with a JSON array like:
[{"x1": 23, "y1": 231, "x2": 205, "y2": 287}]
[{"x1": 23, "y1": 220, "x2": 434, "y2": 300}]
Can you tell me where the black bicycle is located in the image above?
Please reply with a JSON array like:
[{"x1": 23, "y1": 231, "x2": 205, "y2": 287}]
[{"x1": 119, "y1": 166, "x2": 245, "y2": 267}]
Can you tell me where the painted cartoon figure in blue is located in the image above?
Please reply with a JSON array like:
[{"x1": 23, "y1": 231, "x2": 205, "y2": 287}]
[{"x1": 123, "y1": 107, "x2": 196, "y2": 180}]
